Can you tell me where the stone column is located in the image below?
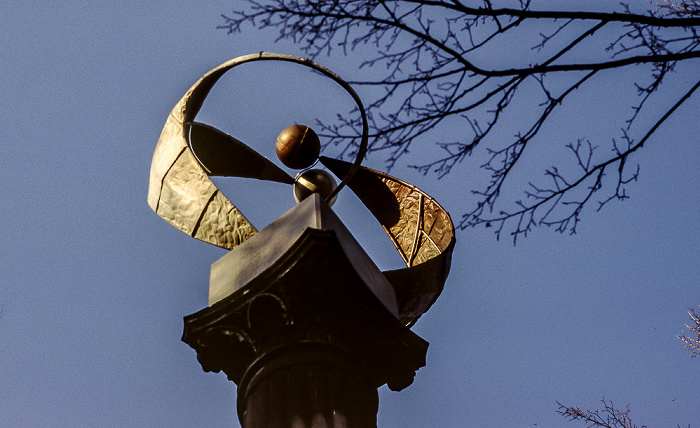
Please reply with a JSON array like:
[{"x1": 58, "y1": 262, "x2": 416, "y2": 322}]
[
  {"x1": 238, "y1": 343, "x2": 378, "y2": 428},
  {"x1": 182, "y1": 195, "x2": 428, "y2": 428}
]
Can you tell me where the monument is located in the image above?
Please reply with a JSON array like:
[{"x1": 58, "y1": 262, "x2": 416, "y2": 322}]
[{"x1": 148, "y1": 53, "x2": 455, "y2": 428}]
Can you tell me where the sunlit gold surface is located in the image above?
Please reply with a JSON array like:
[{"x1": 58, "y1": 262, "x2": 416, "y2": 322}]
[
  {"x1": 147, "y1": 58, "x2": 260, "y2": 249},
  {"x1": 379, "y1": 177, "x2": 453, "y2": 267},
  {"x1": 318, "y1": 157, "x2": 454, "y2": 266},
  {"x1": 319, "y1": 157, "x2": 455, "y2": 326}
]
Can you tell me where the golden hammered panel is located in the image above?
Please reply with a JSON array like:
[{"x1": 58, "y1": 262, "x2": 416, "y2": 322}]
[{"x1": 148, "y1": 62, "x2": 258, "y2": 250}]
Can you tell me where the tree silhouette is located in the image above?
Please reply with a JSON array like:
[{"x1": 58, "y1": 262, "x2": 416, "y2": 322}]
[
  {"x1": 218, "y1": 3, "x2": 699, "y2": 425},
  {"x1": 556, "y1": 398, "x2": 645, "y2": 428},
  {"x1": 678, "y1": 305, "x2": 700, "y2": 358},
  {"x1": 219, "y1": 1, "x2": 699, "y2": 243},
  {"x1": 557, "y1": 396, "x2": 692, "y2": 428}
]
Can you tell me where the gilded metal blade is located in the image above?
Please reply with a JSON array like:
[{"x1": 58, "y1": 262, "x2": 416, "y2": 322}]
[
  {"x1": 147, "y1": 60, "x2": 264, "y2": 250},
  {"x1": 319, "y1": 156, "x2": 456, "y2": 326},
  {"x1": 187, "y1": 122, "x2": 294, "y2": 184}
]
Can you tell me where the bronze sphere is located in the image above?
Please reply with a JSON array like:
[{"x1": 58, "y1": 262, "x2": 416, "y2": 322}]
[
  {"x1": 293, "y1": 169, "x2": 338, "y2": 206},
  {"x1": 275, "y1": 125, "x2": 321, "y2": 169}
]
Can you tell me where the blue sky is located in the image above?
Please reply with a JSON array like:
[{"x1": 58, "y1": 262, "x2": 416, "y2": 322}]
[{"x1": 1, "y1": 2, "x2": 698, "y2": 427}]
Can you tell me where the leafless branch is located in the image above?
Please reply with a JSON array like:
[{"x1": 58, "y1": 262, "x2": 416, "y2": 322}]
[
  {"x1": 653, "y1": 0, "x2": 700, "y2": 18},
  {"x1": 678, "y1": 305, "x2": 700, "y2": 357},
  {"x1": 556, "y1": 398, "x2": 645, "y2": 428},
  {"x1": 220, "y1": 0, "x2": 700, "y2": 241}
]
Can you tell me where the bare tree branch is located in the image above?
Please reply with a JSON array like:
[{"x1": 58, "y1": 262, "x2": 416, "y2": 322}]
[
  {"x1": 400, "y1": 0, "x2": 700, "y2": 27},
  {"x1": 220, "y1": 0, "x2": 700, "y2": 241},
  {"x1": 678, "y1": 305, "x2": 700, "y2": 358},
  {"x1": 654, "y1": 0, "x2": 700, "y2": 17},
  {"x1": 556, "y1": 398, "x2": 645, "y2": 428}
]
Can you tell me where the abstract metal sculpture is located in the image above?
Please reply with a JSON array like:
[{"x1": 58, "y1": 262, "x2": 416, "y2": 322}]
[
  {"x1": 148, "y1": 53, "x2": 455, "y2": 427},
  {"x1": 148, "y1": 52, "x2": 454, "y2": 326}
]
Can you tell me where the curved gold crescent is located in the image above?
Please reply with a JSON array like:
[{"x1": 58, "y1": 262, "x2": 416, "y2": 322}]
[
  {"x1": 147, "y1": 53, "x2": 369, "y2": 250},
  {"x1": 319, "y1": 157, "x2": 455, "y2": 326}
]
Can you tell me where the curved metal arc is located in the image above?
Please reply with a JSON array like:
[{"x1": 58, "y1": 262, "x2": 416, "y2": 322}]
[
  {"x1": 318, "y1": 156, "x2": 456, "y2": 326},
  {"x1": 186, "y1": 121, "x2": 295, "y2": 184},
  {"x1": 183, "y1": 52, "x2": 368, "y2": 201},
  {"x1": 148, "y1": 53, "x2": 369, "y2": 250}
]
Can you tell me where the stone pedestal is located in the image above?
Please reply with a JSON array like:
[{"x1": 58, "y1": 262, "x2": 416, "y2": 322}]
[
  {"x1": 238, "y1": 343, "x2": 378, "y2": 428},
  {"x1": 182, "y1": 195, "x2": 429, "y2": 427}
]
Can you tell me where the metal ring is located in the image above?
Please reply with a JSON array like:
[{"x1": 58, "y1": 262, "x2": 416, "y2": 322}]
[{"x1": 188, "y1": 52, "x2": 369, "y2": 202}]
